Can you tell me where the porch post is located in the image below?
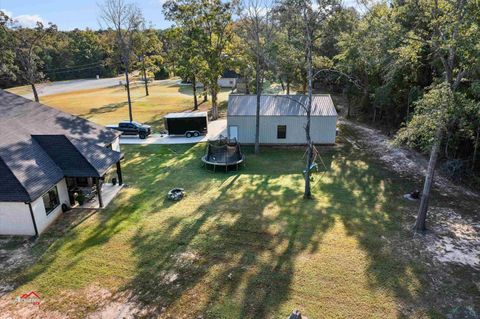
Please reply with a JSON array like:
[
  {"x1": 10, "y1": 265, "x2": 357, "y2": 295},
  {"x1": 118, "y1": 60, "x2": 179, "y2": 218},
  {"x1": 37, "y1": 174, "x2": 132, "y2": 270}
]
[
  {"x1": 116, "y1": 161, "x2": 123, "y2": 185},
  {"x1": 96, "y1": 178, "x2": 103, "y2": 208}
]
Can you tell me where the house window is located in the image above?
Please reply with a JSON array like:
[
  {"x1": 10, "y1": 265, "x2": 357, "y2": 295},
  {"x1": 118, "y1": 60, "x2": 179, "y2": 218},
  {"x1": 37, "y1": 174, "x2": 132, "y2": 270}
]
[
  {"x1": 42, "y1": 186, "x2": 60, "y2": 215},
  {"x1": 277, "y1": 125, "x2": 287, "y2": 139}
]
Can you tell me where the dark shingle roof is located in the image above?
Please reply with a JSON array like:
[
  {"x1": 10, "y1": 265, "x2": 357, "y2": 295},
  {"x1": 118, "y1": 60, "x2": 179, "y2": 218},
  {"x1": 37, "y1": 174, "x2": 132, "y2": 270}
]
[
  {"x1": 0, "y1": 157, "x2": 31, "y2": 202},
  {"x1": 0, "y1": 138, "x2": 65, "y2": 202},
  {"x1": 0, "y1": 89, "x2": 122, "y2": 202},
  {"x1": 32, "y1": 135, "x2": 122, "y2": 178},
  {"x1": 67, "y1": 137, "x2": 122, "y2": 176},
  {"x1": 0, "y1": 90, "x2": 120, "y2": 144},
  {"x1": 222, "y1": 70, "x2": 240, "y2": 78}
]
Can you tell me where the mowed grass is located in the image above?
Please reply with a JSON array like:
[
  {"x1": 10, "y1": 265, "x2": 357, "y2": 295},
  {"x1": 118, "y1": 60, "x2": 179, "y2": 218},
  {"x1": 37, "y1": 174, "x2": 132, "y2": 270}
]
[
  {"x1": 3, "y1": 138, "x2": 454, "y2": 318},
  {"x1": 7, "y1": 80, "x2": 230, "y2": 132}
]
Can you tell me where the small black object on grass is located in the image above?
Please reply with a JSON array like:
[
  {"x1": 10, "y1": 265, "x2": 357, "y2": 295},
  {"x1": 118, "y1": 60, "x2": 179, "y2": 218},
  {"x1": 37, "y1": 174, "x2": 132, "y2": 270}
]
[
  {"x1": 410, "y1": 189, "x2": 420, "y2": 199},
  {"x1": 403, "y1": 189, "x2": 421, "y2": 201},
  {"x1": 288, "y1": 310, "x2": 302, "y2": 319},
  {"x1": 167, "y1": 188, "x2": 185, "y2": 201}
]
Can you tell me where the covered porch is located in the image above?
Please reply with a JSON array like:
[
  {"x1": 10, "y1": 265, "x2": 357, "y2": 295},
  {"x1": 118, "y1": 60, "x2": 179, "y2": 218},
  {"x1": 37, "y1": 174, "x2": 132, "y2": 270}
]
[
  {"x1": 78, "y1": 182, "x2": 124, "y2": 209},
  {"x1": 66, "y1": 160, "x2": 124, "y2": 209}
]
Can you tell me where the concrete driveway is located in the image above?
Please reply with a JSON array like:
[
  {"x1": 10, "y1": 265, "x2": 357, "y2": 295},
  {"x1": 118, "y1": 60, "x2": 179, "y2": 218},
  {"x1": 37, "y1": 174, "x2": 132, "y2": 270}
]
[{"x1": 119, "y1": 119, "x2": 227, "y2": 145}]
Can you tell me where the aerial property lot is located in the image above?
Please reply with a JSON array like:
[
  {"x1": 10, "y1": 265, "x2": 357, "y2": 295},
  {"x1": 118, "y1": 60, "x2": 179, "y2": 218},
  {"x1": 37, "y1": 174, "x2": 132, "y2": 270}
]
[
  {"x1": 6, "y1": 80, "x2": 231, "y2": 133},
  {"x1": 0, "y1": 122, "x2": 478, "y2": 318}
]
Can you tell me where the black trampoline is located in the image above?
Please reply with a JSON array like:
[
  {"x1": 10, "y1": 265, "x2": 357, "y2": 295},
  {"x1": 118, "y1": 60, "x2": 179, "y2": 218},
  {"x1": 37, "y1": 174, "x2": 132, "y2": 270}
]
[{"x1": 201, "y1": 137, "x2": 245, "y2": 172}]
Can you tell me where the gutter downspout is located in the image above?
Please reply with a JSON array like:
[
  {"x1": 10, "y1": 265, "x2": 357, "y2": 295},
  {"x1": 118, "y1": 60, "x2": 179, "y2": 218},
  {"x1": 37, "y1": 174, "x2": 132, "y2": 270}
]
[{"x1": 27, "y1": 202, "x2": 39, "y2": 238}]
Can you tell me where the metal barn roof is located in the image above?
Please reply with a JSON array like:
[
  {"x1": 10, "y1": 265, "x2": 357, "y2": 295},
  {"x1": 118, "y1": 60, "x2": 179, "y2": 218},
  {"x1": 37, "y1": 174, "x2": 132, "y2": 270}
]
[
  {"x1": 164, "y1": 112, "x2": 208, "y2": 119},
  {"x1": 227, "y1": 94, "x2": 337, "y2": 117}
]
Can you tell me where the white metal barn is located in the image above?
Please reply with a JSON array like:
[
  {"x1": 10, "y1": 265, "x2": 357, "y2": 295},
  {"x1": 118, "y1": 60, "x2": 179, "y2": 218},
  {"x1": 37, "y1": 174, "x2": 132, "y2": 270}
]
[{"x1": 227, "y1": 94, "x2": 337, "y2": 145}]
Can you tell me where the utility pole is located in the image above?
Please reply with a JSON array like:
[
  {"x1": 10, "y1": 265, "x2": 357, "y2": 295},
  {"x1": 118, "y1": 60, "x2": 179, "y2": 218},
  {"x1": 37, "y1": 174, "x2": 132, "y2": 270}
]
[
  {"x1": 141, "y1": 55, "x2": 149, "y2": 96},
  {"x1": 124, "y1": 56, "x2": 133, "y2": 122}
]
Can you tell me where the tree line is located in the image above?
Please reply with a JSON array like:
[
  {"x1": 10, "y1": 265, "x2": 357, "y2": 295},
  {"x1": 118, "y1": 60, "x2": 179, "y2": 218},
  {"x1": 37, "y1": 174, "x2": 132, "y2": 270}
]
[{"x1": 0, "y1": 7, "x2": 165, "y2": 101}]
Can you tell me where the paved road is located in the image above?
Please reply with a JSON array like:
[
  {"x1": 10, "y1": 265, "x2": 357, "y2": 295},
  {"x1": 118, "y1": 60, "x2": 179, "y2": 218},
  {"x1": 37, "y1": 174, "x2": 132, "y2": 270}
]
[
  {"x1": 119, "y1": 119, "x2": 227, "y2": 145},
  {"x1": 21, "y1": 77, "x2": 180, "y2": 99}
]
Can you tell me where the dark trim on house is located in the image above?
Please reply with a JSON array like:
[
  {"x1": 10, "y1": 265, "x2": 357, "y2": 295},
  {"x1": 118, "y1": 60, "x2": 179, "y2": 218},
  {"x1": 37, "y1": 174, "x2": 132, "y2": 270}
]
[
  {"x1": 27, "y1": 202, "x2": 39, "y2": 238},
  {"x1": 116, "y1": 161, "x2": 123, "y2": 186},
  {"x1": 96, "y1": 178, "x2": 103, "y2": 208}
]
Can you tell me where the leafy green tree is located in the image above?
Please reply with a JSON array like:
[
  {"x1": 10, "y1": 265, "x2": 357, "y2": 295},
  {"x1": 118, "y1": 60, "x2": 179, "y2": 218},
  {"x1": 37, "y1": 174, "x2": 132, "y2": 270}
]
[
  {"x1": 1, "y1": 15, "x2": 57, "y2": 102},
  {"x1": 164, "y1": 27, "x2": 204, "y2": 109},
  {"x1": 0, "y1": 11, "x2": 18, "y2": 87},
  {"x1": 395, "y1": 84, "x2": 478, "y2": 230},
  {"x1": 68, "y1": 30, "x2": 111, "y2": 79},
  {"x1": 164, "y1": 0, "x2": 235, "y2": 119},
  {"x1": 133, "y1": 26, "x2": 163, "y2": 96},
  {"x1": 394, "y1": 0, "x2": 480, "y2": 231},
  {"x1": 270, "y1": 2, "x2": 305, "y2": 94}
]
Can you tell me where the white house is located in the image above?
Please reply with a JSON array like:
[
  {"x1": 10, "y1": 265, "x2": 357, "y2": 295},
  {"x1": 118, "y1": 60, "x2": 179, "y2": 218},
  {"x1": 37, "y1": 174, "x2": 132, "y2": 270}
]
[
  {"x1": 227, "y1": 94, "x2": 337, "y2": 145},
  {"x1": 217, "y1": 70, "x2": 240, "y2": 88},
  {"x1": 196, "y1": 70, "x2": 241, "y2": 89},
  {"x1": 0, "y1": 90, "x2": 123, "y2": 237}
]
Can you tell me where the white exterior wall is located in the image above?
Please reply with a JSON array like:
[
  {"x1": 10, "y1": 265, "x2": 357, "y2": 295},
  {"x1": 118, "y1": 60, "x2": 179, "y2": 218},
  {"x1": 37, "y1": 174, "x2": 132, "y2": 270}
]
[
  {"x1": 111, "y1": 136, "x2": 121, "y2": 152},
  {"x1": 0, "y1": 179, "x2": 69, "y2": 236},
  {"x1": 0, "y1": 202, "x2": 34, "y2": 235},
  {"x1": 227, "y1": 115, "x2": 337, "y2": 144},
  {"x1": 218, "y1": 78, "x2": 237, "y2": 88},
  {"x1": 32, "y1": 179, "x2": 69, "y2": 234}
]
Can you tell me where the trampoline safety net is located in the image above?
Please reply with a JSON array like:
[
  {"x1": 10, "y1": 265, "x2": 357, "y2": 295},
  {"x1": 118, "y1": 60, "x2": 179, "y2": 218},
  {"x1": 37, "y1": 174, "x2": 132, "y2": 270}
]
[
  {"x1": 202, "y1": 137, "x2": 244, "y2": 170},
  {"x1": 207, "y1": 141, "x2": 241, "y2": 163}
]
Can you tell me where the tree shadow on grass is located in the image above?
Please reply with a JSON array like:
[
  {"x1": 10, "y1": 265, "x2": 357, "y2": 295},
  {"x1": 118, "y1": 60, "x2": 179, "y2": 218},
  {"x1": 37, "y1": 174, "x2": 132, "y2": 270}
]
[
  {"x1": 127, "y1": 170, "x2": 335, "y2": 317},
  {"x1": 123, "y1": 143, "x2": 451, "y2": 318},
  {"x1": 6, "y1": 142, "x2": 475, "y2": 318},
  {"x1": 121, "y1": 146, "x2": 336, "y2": 317},
  {"x1": 79, "y1": 102, "x2": 128, "y2": 119}
]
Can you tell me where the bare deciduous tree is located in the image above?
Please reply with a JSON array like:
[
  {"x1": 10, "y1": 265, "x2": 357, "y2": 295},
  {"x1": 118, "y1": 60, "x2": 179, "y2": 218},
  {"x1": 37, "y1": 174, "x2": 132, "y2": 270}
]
[
  {"x1": 237, "y1": 0, "x2": 275, "y2": 154},
  {"x1": 99, "y1": 0, "x2": 143, "y2": 122}
]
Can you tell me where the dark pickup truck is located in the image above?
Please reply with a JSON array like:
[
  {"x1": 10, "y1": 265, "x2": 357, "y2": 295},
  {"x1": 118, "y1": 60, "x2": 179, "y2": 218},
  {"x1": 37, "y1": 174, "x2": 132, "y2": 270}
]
[{"x1": 107, "y1": 121, "x2": 152, "y2": 139}]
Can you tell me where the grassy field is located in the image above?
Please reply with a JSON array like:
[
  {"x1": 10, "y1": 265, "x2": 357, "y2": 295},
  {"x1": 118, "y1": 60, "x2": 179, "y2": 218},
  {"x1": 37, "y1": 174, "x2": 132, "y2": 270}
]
[
  {"x1": 7, "y1": 80, "x2": 231, "y2": 132},
  {"x1": 2, "y1": 127, "x2": 477, "y2": 318}
]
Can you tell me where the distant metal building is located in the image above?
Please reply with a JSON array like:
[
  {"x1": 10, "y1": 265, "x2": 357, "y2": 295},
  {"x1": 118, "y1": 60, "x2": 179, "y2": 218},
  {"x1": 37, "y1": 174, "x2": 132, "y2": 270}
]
[{"x1": 227, "y1": 94, "x2": 337, "y2": 145}]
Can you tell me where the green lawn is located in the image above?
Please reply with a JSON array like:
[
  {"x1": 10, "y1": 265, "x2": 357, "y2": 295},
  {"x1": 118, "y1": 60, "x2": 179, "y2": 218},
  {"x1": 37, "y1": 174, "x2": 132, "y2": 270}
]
[
  {"x1": 1, "y1": 131, "x2": 477, "y2": 318},
  {"x1": 7, "y1": 80, "x2": 230, "y2": 132}
]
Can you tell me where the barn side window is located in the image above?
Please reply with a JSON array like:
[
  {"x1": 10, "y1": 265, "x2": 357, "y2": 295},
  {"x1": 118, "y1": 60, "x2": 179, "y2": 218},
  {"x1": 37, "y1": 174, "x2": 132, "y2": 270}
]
[{"x1": 277, "y1": 125, "x2": 287, "y2": 139}]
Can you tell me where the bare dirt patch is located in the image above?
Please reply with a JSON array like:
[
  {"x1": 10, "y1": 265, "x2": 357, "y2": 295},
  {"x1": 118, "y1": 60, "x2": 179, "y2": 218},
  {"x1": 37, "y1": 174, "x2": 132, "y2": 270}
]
[
  {"x1": 339, "y1": 118, "x2": 478, "y2": 199},
  {"x1": 339, "y1": 117, "x2": 479, "y2": 317},
  {"x1": 0, "y1": 238, "x2": 35, "y2": 297},
  {"x1": 418, "y1": 207, "x2": 480, "y2": 269},
  {"x1": 340, "y1": 118, "x2": 480, "y2": 271},
  {"x1": 0, "y1": 285, "x2": 147, "y2": 319}
]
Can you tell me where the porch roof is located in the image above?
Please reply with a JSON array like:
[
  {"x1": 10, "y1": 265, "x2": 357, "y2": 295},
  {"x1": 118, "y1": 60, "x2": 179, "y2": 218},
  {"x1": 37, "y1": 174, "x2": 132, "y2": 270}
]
[{"x1": 33, "y1": 135, "x2": 122, "y2": 178}]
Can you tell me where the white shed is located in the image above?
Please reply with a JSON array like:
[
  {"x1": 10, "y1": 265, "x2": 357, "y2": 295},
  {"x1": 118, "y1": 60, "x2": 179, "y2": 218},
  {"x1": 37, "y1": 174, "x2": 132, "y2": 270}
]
[{"x1": 227, "y1": 94, "x2": 337, "y2": 145}]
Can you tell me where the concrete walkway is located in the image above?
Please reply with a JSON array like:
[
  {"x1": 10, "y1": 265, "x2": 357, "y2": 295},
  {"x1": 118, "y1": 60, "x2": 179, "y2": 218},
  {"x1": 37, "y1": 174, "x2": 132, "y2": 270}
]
[
  {"x1": 80, "y1": 184, "x2": 124, "y2": 209},
  {"x1": 119, "y1": 119, "x2": 227, "y2": 145}
]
